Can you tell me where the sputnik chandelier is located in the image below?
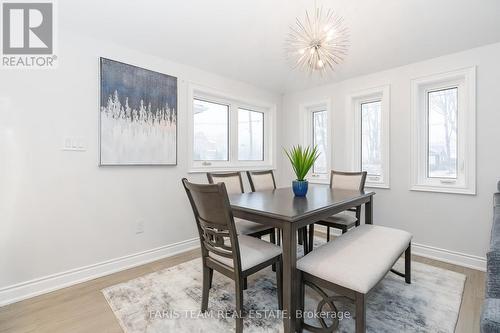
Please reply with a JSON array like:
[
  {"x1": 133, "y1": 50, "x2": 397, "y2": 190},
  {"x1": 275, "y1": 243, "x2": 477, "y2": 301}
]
[{"x1": 286, "y1": 3, "x2": 349, "y2": 75}]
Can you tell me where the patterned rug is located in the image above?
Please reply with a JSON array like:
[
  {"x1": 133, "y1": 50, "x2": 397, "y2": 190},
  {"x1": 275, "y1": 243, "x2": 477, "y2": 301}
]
[{"x1": 102, "y1": 241, "x2": 466, "y2": 333}]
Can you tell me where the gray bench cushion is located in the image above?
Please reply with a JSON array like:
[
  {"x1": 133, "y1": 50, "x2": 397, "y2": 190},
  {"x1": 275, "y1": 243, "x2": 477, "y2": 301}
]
[
  {"x1": 209, "y1": 234, "x2": 281, "y2": 271},
  {"x1": 481, "y1": 298, "x2": 500, "y2": 333},
  {"x1": 297, "y1": 224, "x2": 412, "y2": 294}
]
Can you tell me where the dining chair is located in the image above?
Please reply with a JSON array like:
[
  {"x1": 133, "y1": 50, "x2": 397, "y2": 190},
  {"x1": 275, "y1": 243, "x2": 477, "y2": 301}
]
[
  {"x1": 310, "y1": 170, "x2": 368, "y2": 249},
  {"x1": 207, "y1": 172, "x2": 276, "y2": 243},
  {"x1": 246, "y1": 170, "x2": 309, "y2": 254},
  {"x1": 246, "y1": 170, "x2": 277, "y2": 192},
  {"x1": 182, "y1": 178, "x2": 282, "y2": 333}
]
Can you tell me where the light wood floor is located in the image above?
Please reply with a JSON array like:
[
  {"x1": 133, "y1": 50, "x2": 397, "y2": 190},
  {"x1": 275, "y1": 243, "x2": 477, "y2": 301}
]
[{"x1": 0, "y1": 244, "x2": 485, "y2": 333}]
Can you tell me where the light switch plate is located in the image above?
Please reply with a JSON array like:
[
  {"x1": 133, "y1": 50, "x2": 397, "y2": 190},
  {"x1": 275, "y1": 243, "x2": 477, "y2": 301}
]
[{"x1": 62, "y1": 137, "x2": 87, "y2": 151}]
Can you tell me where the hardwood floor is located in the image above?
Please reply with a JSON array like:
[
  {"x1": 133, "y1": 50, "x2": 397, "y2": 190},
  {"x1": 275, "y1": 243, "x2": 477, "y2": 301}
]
[
  {"x1": 0, "y1": 244, "x2": 485, "y2": 333},
  {"x1": 413, "y1": 256, "x2": 485, "y2": 333}
]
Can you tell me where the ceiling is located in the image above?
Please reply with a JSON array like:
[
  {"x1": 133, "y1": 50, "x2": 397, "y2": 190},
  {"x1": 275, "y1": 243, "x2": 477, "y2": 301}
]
[{"x1": 60, "y1": 0, "x2": 500, "y2": 93}]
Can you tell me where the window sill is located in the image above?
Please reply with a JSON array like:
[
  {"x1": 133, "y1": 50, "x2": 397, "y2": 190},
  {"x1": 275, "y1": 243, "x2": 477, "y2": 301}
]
[
  {"x1": 410, "y1": 184, "x2": 476, "y2": 195},
  {"x1": 308, "y1": 179, "x2": 329, "y2": 185},
  {"x1": 366, "y1": 183, "x2": 390, "y2": 189}
]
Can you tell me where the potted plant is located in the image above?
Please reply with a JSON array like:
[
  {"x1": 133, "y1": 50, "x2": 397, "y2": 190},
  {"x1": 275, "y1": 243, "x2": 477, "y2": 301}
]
[{"x1": 284, "y1": 145, "x2": 320, "y2": 197}]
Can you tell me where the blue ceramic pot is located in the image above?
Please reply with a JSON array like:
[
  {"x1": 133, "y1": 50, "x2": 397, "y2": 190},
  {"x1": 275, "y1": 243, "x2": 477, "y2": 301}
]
[{"x1": 292, "y1": 180, "x2": 308, "y2": 196}]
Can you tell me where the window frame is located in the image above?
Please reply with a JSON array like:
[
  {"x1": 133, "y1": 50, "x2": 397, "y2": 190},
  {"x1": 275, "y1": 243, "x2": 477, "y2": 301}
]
[
  {"x1": 188, "y1": 84, "x2": 275, "y2": 172},
  {"x1": 301, "y1": 100, "x2": 331, "y2": 184},
  {"x1": 348, "y1": 85, "x2": 391, "y2": 189},
  {"x1": 410, "y1": 67, "x2": 476, "y2": 195}
]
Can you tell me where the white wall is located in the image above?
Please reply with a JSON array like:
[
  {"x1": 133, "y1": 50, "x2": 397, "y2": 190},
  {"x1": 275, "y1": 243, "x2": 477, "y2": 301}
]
[
  {"x1": 280, "y1": 42, "x2": 500, "y2": 269},
  {"x1": 0, "y1": 30, "x2": 282, "y2": 304}
]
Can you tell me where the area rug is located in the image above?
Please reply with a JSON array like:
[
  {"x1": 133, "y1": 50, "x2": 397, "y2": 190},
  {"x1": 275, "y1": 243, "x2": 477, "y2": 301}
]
[{"x1": 102, "y1": 241, "x2": 466, "y2": 333}]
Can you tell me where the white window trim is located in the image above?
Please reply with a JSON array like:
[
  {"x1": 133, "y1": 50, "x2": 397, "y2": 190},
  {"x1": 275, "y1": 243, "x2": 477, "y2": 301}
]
[
  {"x1": 187, "y1": 83, "x2": 276, "y2": 173},
  {"x1": 410, "y1": 67, "x2": 476, "y2": 195},
  {"x1": 347, "y1": 85, "x2": 390, "y2": 189},
  {"x1": 301, "y1": 100, "x2": 331, "y2": 184}
]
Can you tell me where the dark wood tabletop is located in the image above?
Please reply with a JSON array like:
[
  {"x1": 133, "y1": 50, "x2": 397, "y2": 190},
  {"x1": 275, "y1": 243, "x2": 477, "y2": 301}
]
[{"x1": 229, "y1": 184, "x2": 374, "y2": 223}]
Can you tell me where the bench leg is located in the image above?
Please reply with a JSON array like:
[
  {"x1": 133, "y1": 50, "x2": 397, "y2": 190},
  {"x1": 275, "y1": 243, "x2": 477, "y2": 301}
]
[
  {"x1": 326, "y1": 226, "x2": 330, "y2": 242},
  {"x1": 355, "y1": 292, "x2": 366, "y2": 333},
  {"x1": 405, "y1": 243, "x2": 411, "y2": 284}
]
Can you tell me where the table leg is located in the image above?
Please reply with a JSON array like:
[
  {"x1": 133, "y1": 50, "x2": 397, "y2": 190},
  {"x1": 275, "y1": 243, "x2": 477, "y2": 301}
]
[
  {"x1": 282, "y1": 223, "x2": 297, "y2": 332},
  {"x1": 308, "y1": 224, "x2": 314, "y2": 252},
  {"x1": 365, "y1": 195, "x2": 373, "y2": 224}
]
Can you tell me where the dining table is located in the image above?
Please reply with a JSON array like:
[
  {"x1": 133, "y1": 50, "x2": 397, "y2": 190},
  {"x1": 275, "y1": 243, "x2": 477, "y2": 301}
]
[{"x1": 229, "y1": 184, "x2": 375, "y2": 333}]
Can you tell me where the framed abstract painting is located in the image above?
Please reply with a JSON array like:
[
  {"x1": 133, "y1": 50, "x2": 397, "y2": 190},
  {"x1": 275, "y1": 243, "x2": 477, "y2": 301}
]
[{"x1": 99, "y1": 58, "x2": 177, "y2": 165}]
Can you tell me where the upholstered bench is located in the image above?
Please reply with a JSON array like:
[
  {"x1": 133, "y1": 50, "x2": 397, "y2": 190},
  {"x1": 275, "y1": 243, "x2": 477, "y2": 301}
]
[{"x1": 297, "y1": 224, "x2": 412, "y2": 333}]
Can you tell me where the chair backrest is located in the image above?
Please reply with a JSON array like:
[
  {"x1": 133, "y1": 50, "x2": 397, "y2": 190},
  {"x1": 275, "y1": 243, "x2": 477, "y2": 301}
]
[
  {"x1": 330, "y1": 170, "x2": 367, "y2": 191},
  {"x1": 246, "y1": 170, "x2": 277, "y2": 192},
  {"x1": 206, "y1": 172, "x2": 244, "y2": 194},
  {"x1": 182, "y1": 178, "x2": 241, "y2": 270}
]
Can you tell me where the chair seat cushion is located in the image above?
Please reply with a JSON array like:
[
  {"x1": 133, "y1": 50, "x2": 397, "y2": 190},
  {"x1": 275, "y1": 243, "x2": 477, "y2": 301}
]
[
  {"x1": 209, "y1": 235, "x2": 282, "y2": 271},
  {"x1": 317, "y1": 213, "x2": 358, "y2": 227},
  {"x1": 297, "y1": 224, "x2": 412, "y2": 294},
  {"x1": 234, "y1": 218, "x2": 273, "y2": 235}
]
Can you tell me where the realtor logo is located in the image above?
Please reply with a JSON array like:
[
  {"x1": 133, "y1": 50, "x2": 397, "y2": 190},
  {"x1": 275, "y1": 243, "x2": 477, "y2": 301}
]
[{"x1": 1, "y1": 1, "x2": 57, "y2": 68}]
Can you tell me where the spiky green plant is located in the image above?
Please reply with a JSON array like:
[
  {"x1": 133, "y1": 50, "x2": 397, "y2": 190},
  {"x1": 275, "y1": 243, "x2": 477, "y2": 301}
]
[{"x1": 284, "y1": 145, "x2": 320, "y2": 181}]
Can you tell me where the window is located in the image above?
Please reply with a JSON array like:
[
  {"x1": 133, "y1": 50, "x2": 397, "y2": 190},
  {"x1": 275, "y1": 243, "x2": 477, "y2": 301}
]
[
  {"x1": 193, "y1": 99, "x2": 229, "y2": 161},
  {"x1": 361, "y1": 101, "x2": 382, "y2": 177},
  {"x1": 427, "y1": 88, "x2": 458, "y2": 179},
  {"x1": 312, "y1": 110, "x2": 328, "y2": 174},
  {"x1": 238, "y1": 108, "x2": 264, "y2": 161},
  {"x1": 349, "y1": 86, "x2": 390, "y2": 188},
  {"x1": 411, "y1": 67, "x2": 476, "y2": 194},
  {"x1": 188, "y1": 86, "x2": 275, "y2": 171},
  {"x1": 302, "y1": 101, "x2": 330, "y2": 183}
]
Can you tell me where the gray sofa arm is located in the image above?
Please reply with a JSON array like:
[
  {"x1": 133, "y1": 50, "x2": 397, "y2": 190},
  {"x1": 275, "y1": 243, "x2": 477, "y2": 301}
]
[
  {"x1": 482, "y1": 299, "x2": 500, "y2": 333},
  {"x1": 487, "y1": 252, "x2": 500, "y2": 298}
]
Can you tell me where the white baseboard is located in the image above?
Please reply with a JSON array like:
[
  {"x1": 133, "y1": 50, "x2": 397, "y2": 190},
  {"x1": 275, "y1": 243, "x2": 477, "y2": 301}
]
[
  {"x1": 0, "y1": 237, "x2": 486, "y2": 307},
  {"x1": 412, "y1": 242, "x2": 486, "y2": 272},
  {"x1": 0, "y1": 237, "x2": 199, "y2": 307},
  {"x1": 322, "y1": 227, "x2": 486, "y2": 271},
  {"x1": 320, "y1": 229, "x2": 486, "y2": 272}
]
